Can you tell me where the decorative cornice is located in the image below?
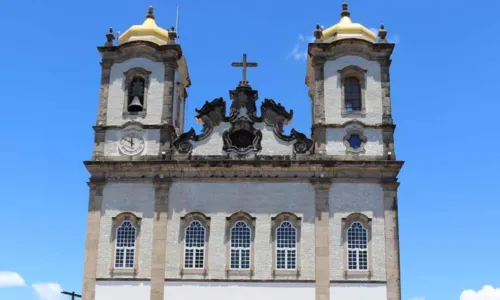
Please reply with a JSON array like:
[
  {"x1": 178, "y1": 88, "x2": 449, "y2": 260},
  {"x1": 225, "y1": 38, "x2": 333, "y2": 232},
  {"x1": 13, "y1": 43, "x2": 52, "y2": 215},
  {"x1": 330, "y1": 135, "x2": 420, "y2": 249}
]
[
  {"x1": 312, "y1": 123, "x2": 396, "y2": 129},
  {"x1": 84, "y1": 160, "x2": 404, "y2": 181},
  {"x1": 308, "y1": 38, "x2": 394, "y2": 60},
  {"x1": 97, "y1": 41, "x2": 182, "y2": 64}
]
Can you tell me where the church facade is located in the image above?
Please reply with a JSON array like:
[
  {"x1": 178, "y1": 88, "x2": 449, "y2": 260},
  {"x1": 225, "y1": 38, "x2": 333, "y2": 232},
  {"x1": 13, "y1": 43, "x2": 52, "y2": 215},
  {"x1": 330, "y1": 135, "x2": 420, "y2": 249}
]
[{"x1": 82, "y1": 3, "x2": 403, "y2": 300}]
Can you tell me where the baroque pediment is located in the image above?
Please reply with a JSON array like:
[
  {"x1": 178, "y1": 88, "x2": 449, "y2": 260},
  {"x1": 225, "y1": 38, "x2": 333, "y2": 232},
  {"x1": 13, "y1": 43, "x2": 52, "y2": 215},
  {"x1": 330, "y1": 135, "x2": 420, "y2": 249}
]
[{"x1": 173, "y1": 85, "x2": 313, "y2": 157}]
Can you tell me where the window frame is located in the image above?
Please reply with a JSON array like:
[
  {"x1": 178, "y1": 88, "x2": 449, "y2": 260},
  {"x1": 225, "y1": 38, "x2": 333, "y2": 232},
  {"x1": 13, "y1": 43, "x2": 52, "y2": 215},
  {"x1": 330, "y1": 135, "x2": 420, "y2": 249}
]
[
  {"x1": 225, "y1": 211, "x2": 256, "y2": 276},
  {"x1": 341, "y1": 213, "x2": 372, "y2": 278},
  {"x1": 271, "y1": 212, "x2": 301, "y2": 277},
  {"x1": 338, "y1": 65, "x2": 367, "y2": 116},
  {"x1": 343, "y1": 125, "x2": 368, "y2": 154},
  {"x1": 180, "y1": 212, "x2": 211, "y2": 276},
  {"x1": 110, "y1": 212, "x2": 141, "y2": 276},
  {"x1": 122, "y1": 67, "x2": 151, "y2": 116}
]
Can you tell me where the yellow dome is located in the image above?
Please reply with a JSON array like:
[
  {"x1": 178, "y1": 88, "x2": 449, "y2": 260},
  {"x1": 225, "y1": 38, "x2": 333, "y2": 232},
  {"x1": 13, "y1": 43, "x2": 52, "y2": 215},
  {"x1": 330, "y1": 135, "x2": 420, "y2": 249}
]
[
  {"x1": 321, "y1": 3, "x2": 376, "y2": 43},
  {"x1": 118, "y1": 6, "x2": 171, "y2": 45}
]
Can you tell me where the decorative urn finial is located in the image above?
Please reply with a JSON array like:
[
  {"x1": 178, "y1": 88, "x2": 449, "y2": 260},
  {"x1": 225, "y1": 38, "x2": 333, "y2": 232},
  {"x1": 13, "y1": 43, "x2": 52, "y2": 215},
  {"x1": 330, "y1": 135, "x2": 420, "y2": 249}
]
[
  {"x1": 378, "y1": 24, "x2": 388, "y2": 43},
  {"x1": 314, "y1": 24, "x2": 323, "y2": 40},
  {"x1": 105, "y1": 27, "x2": 115, "y2": 46}
]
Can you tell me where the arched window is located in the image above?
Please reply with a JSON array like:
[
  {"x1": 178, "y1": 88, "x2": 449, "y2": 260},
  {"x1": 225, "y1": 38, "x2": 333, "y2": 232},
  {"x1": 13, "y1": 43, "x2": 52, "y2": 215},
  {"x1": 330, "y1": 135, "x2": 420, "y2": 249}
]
[
  {"x1": 344, "y1": 77, "x2": 362, "y2": 111},
  {"x1": 230, "y1": 221, "x2": 251, "y2": 270},
  {"x1": 276, "y1": 221, "x2": 297, "y2": 270},
  {"x1": 184, "y1": 220, "x2": 206, "y2": 269},
  {"x1": 114, "y1": 220, "x2": 136, "y2": 268},
  {"x1": 347, "y1": 221, "x2": 368, "y2": 270},
  {"x1": 127, "y1": 77, "x2": 145, "y2": 112}
]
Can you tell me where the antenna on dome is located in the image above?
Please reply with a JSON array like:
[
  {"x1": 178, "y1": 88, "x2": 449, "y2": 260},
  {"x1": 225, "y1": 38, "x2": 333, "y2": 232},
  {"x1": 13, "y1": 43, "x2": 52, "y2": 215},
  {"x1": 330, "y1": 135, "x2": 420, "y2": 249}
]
[{"x1": 175, "y1": 4, "x2": 180, "y2": 39}]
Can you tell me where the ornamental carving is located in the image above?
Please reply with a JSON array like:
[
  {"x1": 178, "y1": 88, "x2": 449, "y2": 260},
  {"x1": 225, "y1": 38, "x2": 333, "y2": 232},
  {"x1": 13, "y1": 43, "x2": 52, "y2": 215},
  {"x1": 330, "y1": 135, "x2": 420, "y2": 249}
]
[
  {"x1": 172, "y1": 85, "x2": 313, "y2": 156},
  {"x1": 222, "y1": 119, "x2": 262, "y2": 155}
]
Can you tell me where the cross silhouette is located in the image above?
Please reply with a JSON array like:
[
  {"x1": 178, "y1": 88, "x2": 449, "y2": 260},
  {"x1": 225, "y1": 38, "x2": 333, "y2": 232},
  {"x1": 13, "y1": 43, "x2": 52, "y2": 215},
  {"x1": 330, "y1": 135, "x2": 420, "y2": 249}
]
[
  {"x1": 231, "y1": 53, "x2": 258, "y2": 86},
  {"x1": 61, "y1": 291, "x2": 81, "y2": 300}
]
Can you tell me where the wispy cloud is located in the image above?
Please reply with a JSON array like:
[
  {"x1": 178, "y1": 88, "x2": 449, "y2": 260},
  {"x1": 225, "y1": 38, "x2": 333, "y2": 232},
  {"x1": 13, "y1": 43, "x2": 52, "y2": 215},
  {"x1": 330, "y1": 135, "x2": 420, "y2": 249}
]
[
  {"x1": 32, "y1": 283, "x2": 63, "y2": 300},
  {"x1": 287, "y1": 34, "x2": 315, "y2": 61},
  {"x1": 410, "y1": 297, "x2": 425, "y2": 300},
  {"x1": 460, "y1": 285, "x2": 500, "y2": 300},
  {"x1": 0, "y1": 271, "x2": 26, "y2": 288}
]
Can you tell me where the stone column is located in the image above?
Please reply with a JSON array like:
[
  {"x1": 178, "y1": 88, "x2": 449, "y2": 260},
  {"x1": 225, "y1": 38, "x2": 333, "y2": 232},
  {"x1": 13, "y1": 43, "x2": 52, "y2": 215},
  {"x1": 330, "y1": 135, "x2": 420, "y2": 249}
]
[
  {"x1": 311, "y1": 178, "x2": 332, "y2": 300},
  {"x1": 150, "y1": 179, "x2": 172, "y2": 300},
  {"x1": 82, "y1": 182, "x2": 105, "y2": 300},
  {"x1": 382, "y1": 182, "x2": 401, "y2": 300},
  {"x1": 96, "y1": 60, "x2": 113, "y2": 125}
]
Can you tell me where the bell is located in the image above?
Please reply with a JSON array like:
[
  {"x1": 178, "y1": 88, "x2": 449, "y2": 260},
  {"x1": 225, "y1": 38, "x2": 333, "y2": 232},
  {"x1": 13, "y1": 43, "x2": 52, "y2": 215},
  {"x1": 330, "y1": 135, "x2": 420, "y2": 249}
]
[{"x1": 128, "y1": 96, "x2": 143, "y2": 112}]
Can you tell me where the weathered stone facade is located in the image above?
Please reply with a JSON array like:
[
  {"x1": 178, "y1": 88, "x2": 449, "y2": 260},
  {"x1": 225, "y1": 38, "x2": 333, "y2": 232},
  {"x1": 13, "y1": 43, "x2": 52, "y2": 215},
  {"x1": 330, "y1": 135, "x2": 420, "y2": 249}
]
[{"x1": 82, "y1": 5, "x2": 403, "y2": 300}]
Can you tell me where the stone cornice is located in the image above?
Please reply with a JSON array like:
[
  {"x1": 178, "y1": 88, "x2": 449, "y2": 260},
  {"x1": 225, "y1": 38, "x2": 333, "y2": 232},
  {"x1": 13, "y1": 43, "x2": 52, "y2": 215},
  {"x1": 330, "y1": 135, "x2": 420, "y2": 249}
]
[
  {"x1": 83, "y1": 159, "x2": 404, "y2": 180},
  {"x1": 98, "y1": 40, "x2": 182, "y2": 61},
  {"x1": 308, "y1": 39, "x2": 394, "y2": 61},
  {"x1": 312, "y1": 123, "x2": 396, "y2": 129}
]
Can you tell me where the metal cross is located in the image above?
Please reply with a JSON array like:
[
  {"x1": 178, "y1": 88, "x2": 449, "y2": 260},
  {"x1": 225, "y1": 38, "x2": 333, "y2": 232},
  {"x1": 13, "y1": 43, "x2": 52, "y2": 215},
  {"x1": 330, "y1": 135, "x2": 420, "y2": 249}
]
[
  {"x1": 231, "y1": 53, "x2": 258, "y2": 86},
  {"x1": 61, "y1": 291, "x2": 82, "y2": 300}
]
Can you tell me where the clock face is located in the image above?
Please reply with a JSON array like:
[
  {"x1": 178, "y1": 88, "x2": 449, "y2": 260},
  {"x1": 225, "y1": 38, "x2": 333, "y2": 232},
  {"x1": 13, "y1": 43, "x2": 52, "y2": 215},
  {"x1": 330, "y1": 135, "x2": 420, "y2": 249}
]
[{"x1": 118, "y1": 128, "x2": 145, "y2": 156}]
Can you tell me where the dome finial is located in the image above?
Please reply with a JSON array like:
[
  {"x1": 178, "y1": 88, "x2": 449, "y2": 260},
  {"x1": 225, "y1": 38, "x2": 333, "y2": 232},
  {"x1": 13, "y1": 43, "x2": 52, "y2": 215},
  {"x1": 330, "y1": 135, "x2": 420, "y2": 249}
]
[
  {"x1": 341, "y1": 2, "x2": 351, "y2": 18},
  {"x1": 146, "y1": 6, "x2": 155, "y2": 19}
]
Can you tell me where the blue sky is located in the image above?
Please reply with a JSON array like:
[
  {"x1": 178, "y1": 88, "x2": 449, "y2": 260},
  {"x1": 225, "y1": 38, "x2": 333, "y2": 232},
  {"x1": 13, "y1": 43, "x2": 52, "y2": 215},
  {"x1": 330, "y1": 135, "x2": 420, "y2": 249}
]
[{"x1": 1, "y1": 0, "x2": 500, "y2": 299}]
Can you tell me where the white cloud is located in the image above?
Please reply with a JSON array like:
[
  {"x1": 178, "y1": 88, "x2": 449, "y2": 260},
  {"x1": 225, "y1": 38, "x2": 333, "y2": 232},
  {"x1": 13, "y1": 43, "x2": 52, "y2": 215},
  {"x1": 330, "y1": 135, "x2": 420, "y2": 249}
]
[
  {"x1": 0, "y1": 271, "x2": 26, "y2": 287},
  {"x1": 287, "y1": 34, "x2": 315, "y2": 61},
  {"x1": 32, "y1": 283, "x2": 62, "y2": 300},
  {"x1": 410, "y1": 297, "x2": 425, "y2": 300},
  {"x1": 461, "y1": 285, "x2": 500, "y2": 300}
]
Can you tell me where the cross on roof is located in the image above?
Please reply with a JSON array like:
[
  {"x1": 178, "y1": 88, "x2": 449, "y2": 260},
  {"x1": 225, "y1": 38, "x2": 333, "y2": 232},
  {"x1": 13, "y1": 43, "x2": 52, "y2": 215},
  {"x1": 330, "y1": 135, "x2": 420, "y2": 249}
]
[
  {"x1": 231, "y1": 53, "x2": 258, "y2": 87},
  {"x1": 61, "y1": 291, "x2": 82, "y2": 300}
]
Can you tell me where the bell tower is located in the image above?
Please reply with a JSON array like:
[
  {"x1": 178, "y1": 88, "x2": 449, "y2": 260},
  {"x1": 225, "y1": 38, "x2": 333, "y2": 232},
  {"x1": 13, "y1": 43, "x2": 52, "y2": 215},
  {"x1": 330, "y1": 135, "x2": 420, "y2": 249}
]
[
  {"x1": 307, "y1": 3, "x2": 395, "y2": 160},
  {"x1": 92, "y1": 6, "x2": 190, "y2": 161}
]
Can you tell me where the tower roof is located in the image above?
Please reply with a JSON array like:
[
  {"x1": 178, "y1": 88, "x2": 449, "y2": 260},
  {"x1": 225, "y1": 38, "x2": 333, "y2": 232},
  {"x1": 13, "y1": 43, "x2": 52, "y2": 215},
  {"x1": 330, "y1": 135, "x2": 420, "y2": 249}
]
[
  {"x1": 118, "y1": 6, "x2": 172, "y2": 45},
  {"x1": 320, "y1": 3, "x2": 376, "y2": 43}
]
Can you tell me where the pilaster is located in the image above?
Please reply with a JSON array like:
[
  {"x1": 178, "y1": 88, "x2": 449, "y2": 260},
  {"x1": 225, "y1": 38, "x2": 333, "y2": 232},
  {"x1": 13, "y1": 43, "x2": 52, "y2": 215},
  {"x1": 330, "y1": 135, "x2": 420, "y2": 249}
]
[
  {"x1": 382, "y1": 182, "x2": 401, "y2": 300},
  {"x1": 311, "y1": 178, "x2": 332, "y2": 300},
  {"x1": 82, "y1": 182, "x2": 105, "y2": 300},
  {"x1": 379, "y1": 58, "x2": 393, "y2": 125},
  {"x1": 150, "y1": 178, "x2": 172, "y2": 300},
  {"x1": 162, "y1": 62, "x2": 176, "y2": 125},
  {"x1": 312, "y1": 57, "x2": 327, "y2": 155},
  {"x1": 96, "y1": 59, "x2": 113, "y2": 125}
]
